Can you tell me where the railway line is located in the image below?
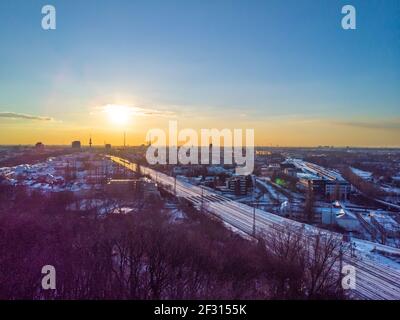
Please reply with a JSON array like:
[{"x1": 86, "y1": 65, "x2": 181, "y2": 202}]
[{"x1": 108, "y1": 156, "x2": 400, "y2": 300}]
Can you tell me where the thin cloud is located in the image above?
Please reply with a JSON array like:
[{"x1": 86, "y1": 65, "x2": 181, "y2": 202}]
[
  {"x1": 95, "y1": 104, "x2": 176, "y2": 117},
  {"x1": 0, "y1": 112, "x2": 54, "y2": 121},
  {"x1": 333, "y1": 119, "x2": 400, "y2": 130}
]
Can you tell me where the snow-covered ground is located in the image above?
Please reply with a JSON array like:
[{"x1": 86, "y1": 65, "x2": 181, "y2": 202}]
[
  {"x1": 382, "y1": 185, "x2": 400, "y2": 195},
  {"x1": 0, "y1": 153, "x2": 115, "y2": 195},
  {"x1": 351, "y1": 167, "x2": 373, "y2": 181},
  {"x1": 111, "y1": 156, "x2": 400, "y2": 299},
  {"x1": 256, "y1": 178, "x2": 288, "y2": 203}
]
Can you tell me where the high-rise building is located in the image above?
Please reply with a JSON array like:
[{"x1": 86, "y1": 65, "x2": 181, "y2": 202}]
[
  {"x1": 72, "y1": 141, "x2": 81, "y2": 149},
  {"x1": 35, "y1": 142, "x2": 45, "y2": 150}
]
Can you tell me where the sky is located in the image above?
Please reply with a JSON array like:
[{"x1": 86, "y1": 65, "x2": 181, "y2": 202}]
[{"x1": 0, "y1": 0, "x2": 399, "y2": 147}]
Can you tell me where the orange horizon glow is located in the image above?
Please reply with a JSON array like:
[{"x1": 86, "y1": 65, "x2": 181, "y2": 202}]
[{"x1": 1, "y1": 116, "x2": 400, "y2": 148}]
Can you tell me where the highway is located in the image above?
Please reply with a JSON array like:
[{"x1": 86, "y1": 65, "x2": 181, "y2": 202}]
[{"x1": 108, "y1": 155, "x2": 400, "y2": 300}]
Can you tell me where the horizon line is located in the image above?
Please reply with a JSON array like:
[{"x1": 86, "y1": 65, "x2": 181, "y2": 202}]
[{"x1": 1, "y1": 144, "x2": 400, "y2": 150}]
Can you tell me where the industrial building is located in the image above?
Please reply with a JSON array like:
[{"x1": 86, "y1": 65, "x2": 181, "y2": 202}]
[
  {"x1": 325, "y1": 181, "x2": 352, "y2": 200},
  {"x1": 297, "y1": 172, "x2": 325, "y2": 193},
  {"x1": 292, "y1": 159, "x2": 351, "y2": 200}
]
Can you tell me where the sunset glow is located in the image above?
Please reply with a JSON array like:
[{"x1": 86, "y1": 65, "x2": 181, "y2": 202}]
[{"x1": 104, "y1": 104, "x2": 131, "y2": 126}]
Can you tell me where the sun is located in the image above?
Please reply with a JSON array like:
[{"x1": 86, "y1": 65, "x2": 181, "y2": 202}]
[{"x1": 104, "y1": 104, "x2": 131, "y2": 125}]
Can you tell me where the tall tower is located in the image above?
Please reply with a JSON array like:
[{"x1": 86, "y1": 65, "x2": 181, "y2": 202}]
[
  {"x1": 209, "y1": 143, "x2": 213, "y2": 165},
  {"x1": 89, "y1": 135, "x2": 92, "y2": 148}
]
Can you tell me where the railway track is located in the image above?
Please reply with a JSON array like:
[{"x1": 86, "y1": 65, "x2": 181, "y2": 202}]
[{"x1": 108, "y1": 156, "x2": 400, "y2": 300}]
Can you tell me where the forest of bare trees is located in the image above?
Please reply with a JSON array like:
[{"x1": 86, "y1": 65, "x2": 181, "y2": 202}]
[{"x1": 0, "y1": 185, "x2": 346, "y2": 300}]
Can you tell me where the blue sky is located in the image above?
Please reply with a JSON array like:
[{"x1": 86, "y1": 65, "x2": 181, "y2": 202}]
[{"x1": 0, "y1": 0, "x2": 399, "y2": 146}]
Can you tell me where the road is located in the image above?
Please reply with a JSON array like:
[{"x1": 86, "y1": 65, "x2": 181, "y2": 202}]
[{"x1": 108, "y1": 155, "x2": 400, "y2": 300}]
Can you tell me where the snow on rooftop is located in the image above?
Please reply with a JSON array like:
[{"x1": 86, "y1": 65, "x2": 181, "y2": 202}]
[
  {"x1": 297, "y1": 172, "x2": 321, "y2": 180},
  {"x1": 351, "y1": 167, "x2": 373, "y2": 180},
  {"x1": 371, "y1": 212, "x2": 399, "y2": 232},
  {"x1": 0, "y1": 153, "x2": 109, "y2": 194}
]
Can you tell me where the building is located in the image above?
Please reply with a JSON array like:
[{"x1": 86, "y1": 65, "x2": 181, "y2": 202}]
[
  {"x1": 297, "y1": 173, "x2": 325, "y2": 193},
  {"x1": 297, "y1": 172, "x2": 351, "y2": 200},
  {"x1": 227, "y1": 175, "x2": 253, "y2": 196},
  {"x1": 105, "y1": 144, "x2": 112, "y2": 150},
  {"x1": 293, "y1": 160, "x2": 351, "y2": 200},
  {"x1": 72, "y1": 141, "x2": 81, "y2": 149},
  {"x1": 203, "y1": 176, "x2": 216, "y2": 188},
  {"x1": 268, "y1": 163, "x2": 281, "y2": 170},
  {"x1": 35, "y1": 142, "x2": 45, "y2": 150},
  {"x1": 325, "y1": 180, "x2": 351, "y2": 201},
  {"x1": 281, "y1": 163, "x2": 297, "y2": 177},
  {"x1": 283, "y1": 167, "x2": 297, "y2": 177},
  {"x1": 260, "y1": 163, "x2": 280, "y2": 177}
]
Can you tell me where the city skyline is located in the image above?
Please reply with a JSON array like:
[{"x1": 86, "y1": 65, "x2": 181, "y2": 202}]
[
  {"x1": 0, "y1": 0, "x2": 399, "y2": 147},
  {"x1": 2, "y1": 0, "x2": 400, "y2": 304}
]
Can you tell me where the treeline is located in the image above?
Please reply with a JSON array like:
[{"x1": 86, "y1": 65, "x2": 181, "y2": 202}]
[
  {"x1": 0, "y1": 148, "x2": 72, "y2": 168},
  {"x1": 0, "y1": 187, "x2": 346, "y2": 299},
  {"x1": 341, "y1": 167, "x2": 385, "y2": 198}
]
